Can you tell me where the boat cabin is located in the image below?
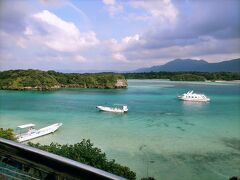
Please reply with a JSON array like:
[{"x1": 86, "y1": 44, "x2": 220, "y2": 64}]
[
  {"x1": 114, "y1": 104, "x2": 128, "y2": 111},
  {"x1": 16, "y1": 124, "x2": 36, "y2": 135}
]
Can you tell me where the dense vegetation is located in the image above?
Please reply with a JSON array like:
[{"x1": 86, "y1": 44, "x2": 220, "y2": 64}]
[
  {"x1": 0, "y1": 69, "x2": 127, "y2": 90},
  {"x1": 170, "y1": 74, "x2": 206, "y2": 81},
  {"x1": 0, "y1": 128, "x2": 16, "y2": 141},
  {"x1": 124, "y1": 72, "x2": 240, "y2": 81},
  {"x1": 1, "y1": 70, "x2": 239, "y2": 90},
  {"x1": 29, "y1": 140, "x2": 136, "y2": 180},
  {"x1": 47, "y1": 70, "x2": 126, "y2": 88}
]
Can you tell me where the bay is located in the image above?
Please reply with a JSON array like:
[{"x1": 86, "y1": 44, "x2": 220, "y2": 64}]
[{"x1": 0, "y1": 80, "x2": 240, "y2": 179}]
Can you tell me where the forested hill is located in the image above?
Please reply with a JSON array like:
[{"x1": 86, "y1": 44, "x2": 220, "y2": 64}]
[
  {"x1": 0, "y1": 70, "x2": 127, "y2": 90},
  {"x1": 135, "y1": 58, "x2": 240, "y2": 72}
]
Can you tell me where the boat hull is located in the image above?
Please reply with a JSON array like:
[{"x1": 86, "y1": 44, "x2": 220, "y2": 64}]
[
  {"x1": 178, "y1": 96, "x2": 210, "y2": 102},
  {"x1": 96, "y1": 106, "x2": 127, "y2": 113},
  {"x1": 177, "y1": 91, "x2": 210, "y2": 102},
  {"x1": 17, "y1": 123, "x2": 62, "y2": 142}
]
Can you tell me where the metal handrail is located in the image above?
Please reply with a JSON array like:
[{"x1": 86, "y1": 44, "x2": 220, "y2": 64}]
[{"x1": 0, "y1": 138, "x2": 125, "y2": 180}]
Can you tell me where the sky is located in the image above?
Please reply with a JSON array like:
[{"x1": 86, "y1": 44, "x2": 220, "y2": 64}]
[{"x1": 0, "y1": 0, "x2": 239, "y2": 72}]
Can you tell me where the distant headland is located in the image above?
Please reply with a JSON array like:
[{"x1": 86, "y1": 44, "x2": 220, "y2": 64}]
[{"x1": 134, "y1": 58, "x2": 240, "y2": 72}]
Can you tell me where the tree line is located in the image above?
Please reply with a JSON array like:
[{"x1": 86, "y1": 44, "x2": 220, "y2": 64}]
[
  {"x1": 0, "y1": 69, "x2": 126, "y2": 90},
  {"x1": 124, "y1": 72, "x2": 240, "y2": 81}
]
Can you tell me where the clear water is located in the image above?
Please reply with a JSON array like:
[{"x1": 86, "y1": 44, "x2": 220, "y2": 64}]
[{"x1": 0, "y1": 80, "x2": 240, "y2": 180}]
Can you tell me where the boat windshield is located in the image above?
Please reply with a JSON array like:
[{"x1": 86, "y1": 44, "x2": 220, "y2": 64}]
[
  {"x1": 17, "y1": 124, "x2": 35, "y2": 129},
  {"x1": 113, "y1": 104, "x2": 126, "y2": 108}
]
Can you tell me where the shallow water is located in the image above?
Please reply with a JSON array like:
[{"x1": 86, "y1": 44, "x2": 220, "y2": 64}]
[{"x1": 0, "y1": 80, "x2": 240, "y2": 179}]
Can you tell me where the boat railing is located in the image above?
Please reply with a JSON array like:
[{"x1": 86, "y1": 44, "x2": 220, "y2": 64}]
[{"x1": 0, "y1": 138, "x2": 125, "y2": 180}]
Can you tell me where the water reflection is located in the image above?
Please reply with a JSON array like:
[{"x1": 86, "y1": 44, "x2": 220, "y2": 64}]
[{"x1": 181, "y1": 100, "x2": 209, "y2": 107}]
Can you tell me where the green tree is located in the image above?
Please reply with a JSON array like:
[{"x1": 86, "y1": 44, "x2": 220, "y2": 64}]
[
  {"x1": 28, "y1": 139, "x2": 136, "y2": 180},
  {"x1": 0, "y1": 128, "x2": 16, "y2": 141}
]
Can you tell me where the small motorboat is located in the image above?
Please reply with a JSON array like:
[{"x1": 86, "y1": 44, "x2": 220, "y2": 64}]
[
  {"x1": 96, "y1": 104, "x2": 128, "y2": 113},
  {"x1": 178, "y1": 90, "x2": 210, "y2": 102},
  {"x1": 16, "y1": 123, "x2": 63, "y2": 142}
]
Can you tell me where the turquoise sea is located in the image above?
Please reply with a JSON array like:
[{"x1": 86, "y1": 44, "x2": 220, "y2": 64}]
[{"x1": 0, "y1": 80, "x2": 240, "y2": 179}]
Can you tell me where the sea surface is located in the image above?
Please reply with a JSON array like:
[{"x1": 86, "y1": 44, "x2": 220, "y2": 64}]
[{"x1": 0, "y1": 80, "x2": 240, "y2": 180}]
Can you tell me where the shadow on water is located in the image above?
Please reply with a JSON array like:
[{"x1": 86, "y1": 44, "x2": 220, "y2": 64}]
[
  {"x1": 184, "y1": 122, "x2": 195, "y2": 126},
  {"x1": 221, "y1": 138, "x2": 240, "y2": 151},
  {"x1": 137, "y1": 144, "x2": 238, "y2": 178},
  {"x1": 176, "y1": 126, "x2": 185, "y2": 131},
  {"x1": 113, "y1": 147, "x2": 240, "y2": 179},
  {"x1": 138, "y1": 144, "x2": 157, "y2": 178}
]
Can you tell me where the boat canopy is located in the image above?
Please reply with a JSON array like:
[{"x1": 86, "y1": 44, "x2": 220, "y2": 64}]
[{"x1": 17, "y1": 124, "x2": 35, "y2": 129}]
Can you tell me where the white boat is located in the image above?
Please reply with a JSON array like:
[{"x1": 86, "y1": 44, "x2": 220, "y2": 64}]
[
  {"x1": 178, "y1": 91, "x2": 210, "y2": 102},
  {"x1": 16, "y1": 123, "x2": 63, "y2": 142},
  {"x1": 96, "y1": 104, "x2": 128, "y2": 113}
]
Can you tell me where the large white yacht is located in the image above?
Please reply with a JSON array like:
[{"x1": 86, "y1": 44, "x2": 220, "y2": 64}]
[
  {"x1": 178, "y1": 91, "x2": 210, "y2": 102},
  {"x1": 96, "y1": 104, "x2": 128, "y2": 113},
  {"x1": 16, "y1": 123, "x2": 63, "y2": 142}
]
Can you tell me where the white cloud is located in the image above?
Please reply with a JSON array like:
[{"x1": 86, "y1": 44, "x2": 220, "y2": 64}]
[
  {"x1": 74, "y1": 55, "x2": 86, "y2": 63},
  {"x1": 102, "y1": 0, "x2": 123, "y2": 17},
  {"x1": 109, "y1": 5, "x2": 123, "y2": 17},
  {"x1": 122, "y1": 34, "x2": 140, "y2": 44},
  {"x1": 112, "y1": 53, "x2": 127, "y2": 62},
  {"x1": 24, "y1": 27, "x2": 33, "y2": 35},
  {"x1": 39, "y1": 0, "x2": 64, "y2": 6},
  {"x1": 104, "y1": 34, "x2": 139, "y2": 63},
  {"x1": 29, "y1": 10, "x2": 99, "y2": 52},
  {"x1": 130, "y1": 0, "x2": 178, "y2": 24},
  {"x1": 191, "y1": 53, "x2": 240, "y2": 63},
  {"x1": 103, "y1": 0, "x2": 115, "y2": 6},
  {"x1": 109, "y1": 34, "x2": 141, "y2": 51},
  {"x1": 33, "y1": 10, "x2": 78, "y2": 34},
  {"x1": 16, "y1": 38, "x2": 27, "y2": 48}
]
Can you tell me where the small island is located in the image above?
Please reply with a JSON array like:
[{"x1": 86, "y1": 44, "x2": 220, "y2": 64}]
[{"x1": 0, "y1": 70, "x2": 128, "y2": 90}]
